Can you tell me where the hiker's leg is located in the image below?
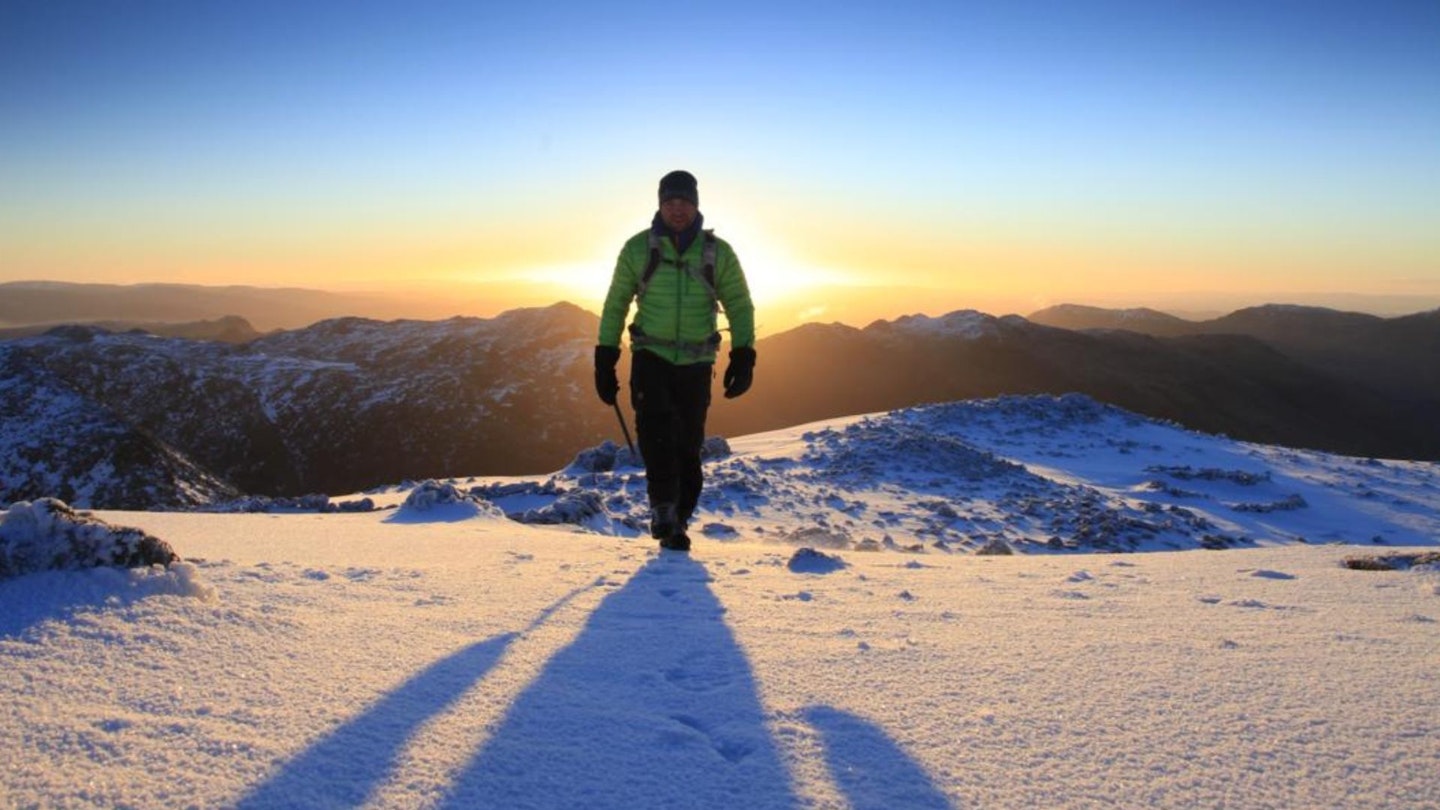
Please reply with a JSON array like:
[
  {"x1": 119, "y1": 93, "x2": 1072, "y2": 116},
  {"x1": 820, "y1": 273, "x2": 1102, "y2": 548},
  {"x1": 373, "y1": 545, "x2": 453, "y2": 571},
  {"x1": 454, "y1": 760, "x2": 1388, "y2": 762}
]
[
  {"x1": 630, "y1": 350, "x2": 681, "y2": 526},
  {"x1": 673, "y1": 361, "x2": 714, "y2": 526}
]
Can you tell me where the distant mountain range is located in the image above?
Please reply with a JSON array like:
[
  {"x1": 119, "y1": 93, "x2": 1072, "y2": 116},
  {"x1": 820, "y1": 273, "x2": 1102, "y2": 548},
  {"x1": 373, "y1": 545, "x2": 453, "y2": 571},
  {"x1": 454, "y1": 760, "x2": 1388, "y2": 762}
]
[
  {"x1": 0, "y1": 281, "x2": 512, "y2": 333},
  {"x1": 0, "y1": 315, "x2": 263, "y2": 343},
  {"x1": 3, "y1": 299, "x2": 1438, "y2": 509},
  {"x1": 1028, "y1": 302, "x2": 1440, "y2": 403}
]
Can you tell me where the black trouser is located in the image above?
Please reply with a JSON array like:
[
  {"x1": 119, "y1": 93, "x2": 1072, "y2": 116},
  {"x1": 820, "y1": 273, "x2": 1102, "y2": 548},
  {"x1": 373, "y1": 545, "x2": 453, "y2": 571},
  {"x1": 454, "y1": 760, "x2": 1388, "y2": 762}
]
[{"x1": 629, "y1": 349, "x2": 713, "y2": 525}]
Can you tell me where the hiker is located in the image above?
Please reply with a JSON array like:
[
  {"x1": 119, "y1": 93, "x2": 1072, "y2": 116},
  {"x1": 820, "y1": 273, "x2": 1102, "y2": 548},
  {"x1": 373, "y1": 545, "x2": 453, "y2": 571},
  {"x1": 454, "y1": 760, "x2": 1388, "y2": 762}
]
[{"x1": 594, "y1": 170, "x2": 757, "y2": 551}]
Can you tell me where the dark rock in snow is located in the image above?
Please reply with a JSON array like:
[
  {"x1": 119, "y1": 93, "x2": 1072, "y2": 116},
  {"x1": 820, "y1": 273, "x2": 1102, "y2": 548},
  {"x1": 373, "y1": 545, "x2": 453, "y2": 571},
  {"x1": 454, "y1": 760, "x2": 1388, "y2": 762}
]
[
  {"x1": 787, "y1": 547, "x2": 849, "y2": 574},
  {"x1": 401, "y1": 481, "x2": 495, "y2": 513},
  {"x1": 0, "y1": 498, "x2": 178, "y2": 579},
  {"x1": 565, "y1": 441, "x2": 641, "y2": 474},
  {"x1": 975, "y1": 538, "x2": 1015, "y2": 556},
  {"x1": 517, "y1": 490, "x2": 605, "y2": 525}
]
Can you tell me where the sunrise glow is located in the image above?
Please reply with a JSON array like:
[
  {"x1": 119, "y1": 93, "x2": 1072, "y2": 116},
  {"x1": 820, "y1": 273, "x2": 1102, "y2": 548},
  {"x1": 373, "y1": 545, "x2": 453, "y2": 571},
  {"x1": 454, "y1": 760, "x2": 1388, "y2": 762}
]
[{"x1": 2, "y1": 1, "x2": 1436, "y2": 325}]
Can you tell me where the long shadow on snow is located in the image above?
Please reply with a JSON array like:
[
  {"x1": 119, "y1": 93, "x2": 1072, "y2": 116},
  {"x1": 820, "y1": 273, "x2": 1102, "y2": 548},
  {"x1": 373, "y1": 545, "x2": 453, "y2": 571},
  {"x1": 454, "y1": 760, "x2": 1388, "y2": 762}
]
[
  {"x1": 438, "y1": 554, "x2": 799, "y2": 809},
  {"x1": 233, "y1": 580, "x2": 601, "y2": 810},
  {"x1": 803, "y1": 705, "x2": 956, "y2": 809}
]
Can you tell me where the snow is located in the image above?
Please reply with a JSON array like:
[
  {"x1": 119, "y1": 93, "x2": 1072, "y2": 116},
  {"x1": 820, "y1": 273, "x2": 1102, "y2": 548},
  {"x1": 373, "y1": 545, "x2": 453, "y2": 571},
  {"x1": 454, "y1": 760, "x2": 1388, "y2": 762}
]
[
  {"x1": 2, "y1": 395, "x2": 1439, "y2": 808},
  {"x1": 881, "y1": 310, "x2": 1000, "y2": 340}
]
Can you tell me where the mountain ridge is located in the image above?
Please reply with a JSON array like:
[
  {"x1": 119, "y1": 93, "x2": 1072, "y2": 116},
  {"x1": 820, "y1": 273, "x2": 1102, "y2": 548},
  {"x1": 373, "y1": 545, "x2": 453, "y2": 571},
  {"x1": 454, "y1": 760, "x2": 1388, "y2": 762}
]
[
  {"x1": 1028, "y1": 301, "x2": 1440, "y2": 403},
  {"x1": 4, "y1": 301, "x2": 1439, "y2": 509}
]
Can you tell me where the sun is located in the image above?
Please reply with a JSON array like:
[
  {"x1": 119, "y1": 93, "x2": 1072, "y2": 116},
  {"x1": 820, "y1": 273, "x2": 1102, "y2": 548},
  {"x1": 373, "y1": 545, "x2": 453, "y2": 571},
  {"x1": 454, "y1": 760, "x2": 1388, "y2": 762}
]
[
  {"x1": 717, "y1": 226, "x2": 853, "y2": 306},
  {"x1": 514, "y1": 239, "x2": 849, "y2": 310}
]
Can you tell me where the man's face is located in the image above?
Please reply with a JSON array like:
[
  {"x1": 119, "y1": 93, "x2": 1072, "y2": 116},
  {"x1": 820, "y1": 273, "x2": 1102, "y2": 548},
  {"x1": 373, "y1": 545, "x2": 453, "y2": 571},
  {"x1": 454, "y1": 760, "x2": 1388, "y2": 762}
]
[{"x1": 660, "y1": 197, "x2": 698, "y2": 232}]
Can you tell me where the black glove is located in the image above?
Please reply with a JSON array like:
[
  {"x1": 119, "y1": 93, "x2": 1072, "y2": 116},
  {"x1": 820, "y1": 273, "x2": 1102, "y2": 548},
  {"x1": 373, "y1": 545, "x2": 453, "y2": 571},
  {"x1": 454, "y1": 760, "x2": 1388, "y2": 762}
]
[
  {"x1": 723, "y1": 346, "x2": 756, "y2": 399},
  {"x1": 594, "y1": 345, "x2": 621, "y2": 405}
]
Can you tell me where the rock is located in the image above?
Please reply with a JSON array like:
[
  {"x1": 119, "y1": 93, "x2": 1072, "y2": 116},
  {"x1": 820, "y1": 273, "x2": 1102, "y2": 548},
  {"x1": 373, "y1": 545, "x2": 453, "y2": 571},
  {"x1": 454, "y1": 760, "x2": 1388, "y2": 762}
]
[
  {"x1": 975, "y1": 537, "x2": 1014, "y2": 556},
  {"x1": 787, "y1": 547, "x2": 848, "y2": 574},
  {"x1": 0, "y1": 498, "x2": 177, "y2": 579}
]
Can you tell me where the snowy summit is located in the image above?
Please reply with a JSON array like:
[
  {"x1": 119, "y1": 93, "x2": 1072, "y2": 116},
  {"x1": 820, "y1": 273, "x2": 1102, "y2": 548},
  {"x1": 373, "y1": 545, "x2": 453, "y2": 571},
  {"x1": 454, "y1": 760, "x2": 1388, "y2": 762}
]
[{"x1": 2, "y1": 394, "x2": 1438, "y2": 809}]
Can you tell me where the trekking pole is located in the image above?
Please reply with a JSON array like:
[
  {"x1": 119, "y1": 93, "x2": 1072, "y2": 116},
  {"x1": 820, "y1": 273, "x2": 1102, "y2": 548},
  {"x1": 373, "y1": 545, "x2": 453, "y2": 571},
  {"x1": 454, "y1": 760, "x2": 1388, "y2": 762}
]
[{"x1": 612, "y1": 402, "x2": 638, "y2": 461}]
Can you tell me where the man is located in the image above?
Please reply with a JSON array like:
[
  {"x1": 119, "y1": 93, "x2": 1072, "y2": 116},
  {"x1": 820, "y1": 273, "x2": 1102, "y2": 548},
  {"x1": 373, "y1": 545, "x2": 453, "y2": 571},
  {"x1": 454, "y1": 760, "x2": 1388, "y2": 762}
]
[{"x1": 594, "y1": 170, "x2": 756, "y2": 551}]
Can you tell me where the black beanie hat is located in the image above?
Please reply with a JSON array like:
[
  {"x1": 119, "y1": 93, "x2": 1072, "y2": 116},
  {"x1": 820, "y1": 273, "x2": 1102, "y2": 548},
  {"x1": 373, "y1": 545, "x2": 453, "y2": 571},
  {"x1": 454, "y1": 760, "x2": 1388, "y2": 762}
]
[{"x1": 658, "y1": 170, "x2": 698, "y2": 205}]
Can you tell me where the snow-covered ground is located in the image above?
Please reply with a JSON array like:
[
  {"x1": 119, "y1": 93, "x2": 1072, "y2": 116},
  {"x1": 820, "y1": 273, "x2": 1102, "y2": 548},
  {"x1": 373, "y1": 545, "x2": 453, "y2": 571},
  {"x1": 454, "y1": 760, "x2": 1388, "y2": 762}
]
[{"x1": 3, "y1": 396, "x2": 1438, "y2": 808}]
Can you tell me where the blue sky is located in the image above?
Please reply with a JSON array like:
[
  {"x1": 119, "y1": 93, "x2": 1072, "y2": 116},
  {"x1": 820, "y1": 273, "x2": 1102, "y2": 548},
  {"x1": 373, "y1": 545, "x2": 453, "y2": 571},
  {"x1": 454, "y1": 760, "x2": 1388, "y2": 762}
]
[{"x1": 2, "y1": 0, "x2": 1438, "y2": 322}]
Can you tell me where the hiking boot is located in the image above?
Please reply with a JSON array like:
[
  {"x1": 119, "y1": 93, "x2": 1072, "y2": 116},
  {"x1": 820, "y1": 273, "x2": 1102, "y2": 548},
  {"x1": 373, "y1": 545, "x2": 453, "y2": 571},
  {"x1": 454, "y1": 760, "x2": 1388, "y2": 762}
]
[
  {"x1": 650, "y1": 502, "x2": 679, "y2": 543},
  {"x1": 660, "y1": 529, "x2": 691, "y2": 552}
]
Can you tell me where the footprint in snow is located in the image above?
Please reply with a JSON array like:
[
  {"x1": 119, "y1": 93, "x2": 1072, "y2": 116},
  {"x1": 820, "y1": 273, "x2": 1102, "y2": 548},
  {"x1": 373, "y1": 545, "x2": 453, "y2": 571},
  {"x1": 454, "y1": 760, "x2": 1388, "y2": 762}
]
[
  {"x1": 664, "y1": 654, "x2": 735, "y2": 693},
  {"x1": 666, "y1": 714, "x2": 754, "y2": 764}
]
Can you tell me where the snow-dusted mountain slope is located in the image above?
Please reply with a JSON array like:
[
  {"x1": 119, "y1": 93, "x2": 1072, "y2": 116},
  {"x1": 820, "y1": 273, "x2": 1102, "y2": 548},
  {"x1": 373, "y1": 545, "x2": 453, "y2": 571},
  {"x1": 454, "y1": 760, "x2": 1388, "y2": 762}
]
[
  {"x1": 457, "y1": 394, "x2": 1440, "y2": 553},
  {"x1": 0, "y1": 304, "x2": 609, "y2": 506},
  {"x1": 0, "y1": 350, "x2": 238, "y2": 508},
  {"x1": 7, "y1": 302, "x2": 1439, "y2": 511}
]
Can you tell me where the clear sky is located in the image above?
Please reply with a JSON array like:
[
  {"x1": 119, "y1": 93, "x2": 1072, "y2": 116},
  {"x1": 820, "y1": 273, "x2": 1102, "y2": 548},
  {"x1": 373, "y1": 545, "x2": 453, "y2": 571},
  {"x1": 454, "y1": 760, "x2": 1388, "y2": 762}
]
[{"x1": 2, "y1": 0, "x2": 1438, "y2": 329}]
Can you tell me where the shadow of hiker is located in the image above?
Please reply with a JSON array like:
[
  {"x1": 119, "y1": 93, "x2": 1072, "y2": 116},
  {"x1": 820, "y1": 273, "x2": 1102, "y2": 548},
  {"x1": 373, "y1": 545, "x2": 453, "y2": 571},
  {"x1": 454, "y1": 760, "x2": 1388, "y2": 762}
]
[
  {"x1": 437, "y1": 554, "x2": 799, "y2": 809},
  {"x1": 801, "y1": 705, "x2": 956, "y2": 810},
  {"x1": 232, "y1": 634, "x2": 516, "y2": 810},
  {"x1": 233, "y1": 579, "x2": 603, "y2": 810}
]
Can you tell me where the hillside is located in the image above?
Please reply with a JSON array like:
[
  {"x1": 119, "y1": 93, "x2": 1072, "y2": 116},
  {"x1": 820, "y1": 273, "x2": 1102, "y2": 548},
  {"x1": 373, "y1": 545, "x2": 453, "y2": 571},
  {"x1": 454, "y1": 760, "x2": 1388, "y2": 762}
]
[
  {"x1": 6, "y1": 304, "x2": 1440, "y2": 510},
  {"x1": 723, "y1": 311, "x2": 1439, "y2": 461},
  {"x1": 1, "y1": 304, "x2": 611, "y2": 506}
]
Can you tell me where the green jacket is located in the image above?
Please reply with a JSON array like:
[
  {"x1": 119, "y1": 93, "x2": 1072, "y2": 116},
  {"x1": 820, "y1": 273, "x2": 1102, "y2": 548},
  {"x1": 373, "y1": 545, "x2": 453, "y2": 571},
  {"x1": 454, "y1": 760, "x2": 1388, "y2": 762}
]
[{"x1": 598, "y1": 227, "x2": 755, "y2": 365}]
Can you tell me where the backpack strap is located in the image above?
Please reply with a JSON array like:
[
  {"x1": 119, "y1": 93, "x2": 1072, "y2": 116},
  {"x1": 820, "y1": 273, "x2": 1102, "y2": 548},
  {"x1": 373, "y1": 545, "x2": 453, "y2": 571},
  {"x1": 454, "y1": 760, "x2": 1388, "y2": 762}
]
[
  {"x1": 636, "y1": 231, "x2": 663, "y2": 300},
  {"x1": 700, "y1": 230, "x2": 718, "y2": 310}
]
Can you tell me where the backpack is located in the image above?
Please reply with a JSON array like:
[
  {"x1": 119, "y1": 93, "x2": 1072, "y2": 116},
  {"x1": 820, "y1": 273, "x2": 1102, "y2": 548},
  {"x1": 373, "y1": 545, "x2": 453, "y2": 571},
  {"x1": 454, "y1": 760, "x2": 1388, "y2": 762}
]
[{"x1": 627, "y1": 229, "x2": 724, "y2": 359}]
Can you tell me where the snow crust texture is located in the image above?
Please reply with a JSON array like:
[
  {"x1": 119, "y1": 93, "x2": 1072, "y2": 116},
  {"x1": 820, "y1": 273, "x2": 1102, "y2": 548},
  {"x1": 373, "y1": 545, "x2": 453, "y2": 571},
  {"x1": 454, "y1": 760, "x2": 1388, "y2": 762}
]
[
  {"x1": 1, "y1": 394, "x2": 1438, "y2": 808},
  {"x1": 2, "y1": 521, "x2": 1435, "y2": 809}
]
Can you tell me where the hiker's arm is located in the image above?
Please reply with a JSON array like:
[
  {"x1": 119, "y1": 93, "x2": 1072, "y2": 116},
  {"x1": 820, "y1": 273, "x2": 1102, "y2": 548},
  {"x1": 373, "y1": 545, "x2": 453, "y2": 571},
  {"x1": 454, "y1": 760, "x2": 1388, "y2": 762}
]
[
  {"x1": 598, "y1": 237, "x2": 643, "y2": 348},
  {"x1": 716, "y1": 244, "x2": 755, "y2": 349}
]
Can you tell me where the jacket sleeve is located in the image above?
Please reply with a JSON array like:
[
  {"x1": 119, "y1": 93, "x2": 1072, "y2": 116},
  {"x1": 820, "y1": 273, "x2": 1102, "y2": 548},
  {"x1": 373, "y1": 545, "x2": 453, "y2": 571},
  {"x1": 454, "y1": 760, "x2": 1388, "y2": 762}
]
[
  {"x1": 715, "y1": 241, "x2": 755, "y2": 349},
  {"x1": 597, "y1": 237, "x2": 642, "y2": 348}
]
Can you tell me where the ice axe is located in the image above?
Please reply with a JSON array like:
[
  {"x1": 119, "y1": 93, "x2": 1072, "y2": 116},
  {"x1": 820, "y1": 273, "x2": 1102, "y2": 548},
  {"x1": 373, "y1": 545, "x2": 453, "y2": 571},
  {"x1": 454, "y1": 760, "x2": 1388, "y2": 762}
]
[{"x1": 612, "y1": 401, "x2": 638, "y2": 462}]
